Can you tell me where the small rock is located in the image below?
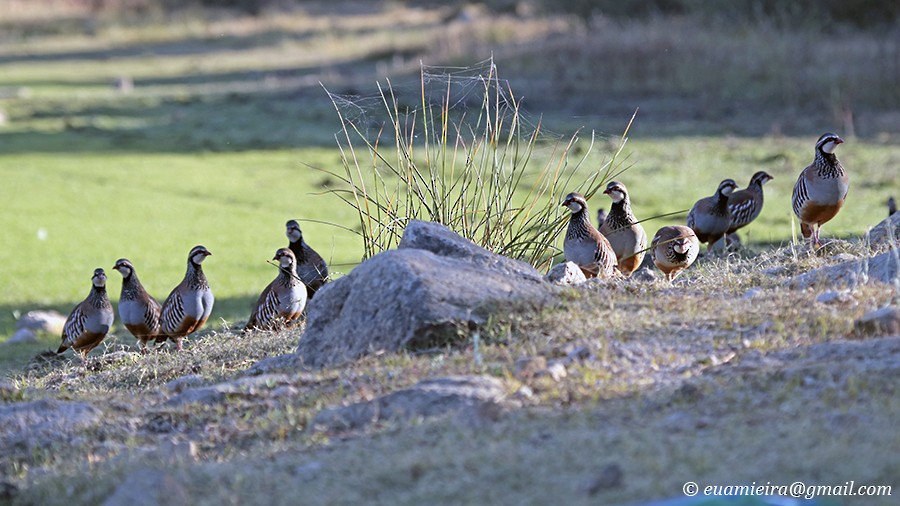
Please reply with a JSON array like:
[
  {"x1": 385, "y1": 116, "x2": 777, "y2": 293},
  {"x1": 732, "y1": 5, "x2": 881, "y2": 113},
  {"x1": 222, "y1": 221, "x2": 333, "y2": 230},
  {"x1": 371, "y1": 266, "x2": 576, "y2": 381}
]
[
  {"x1": 545, "y1": 261, "x2": 587, "y2": 285},
  {"x1": 244, "y1": 353, "x2": 303, "y2": 376},
  {"x1": 564, "y1": 345, "x2": 593, "y2": 364},
  {"x1": 101, "y1": 469, "x2": 188, "y2": 506},
  {"x1": 581, "y1": 463, "x2": 624, "y2": 495},
  {"x1": 515, "y1": 385, "x2": 534, "y2": 399},
  {"x1": 6, "y1": 310, "x2": 67, "y2": 345},
  {"x1": 544, "y1": 361, "x2": 568, "y2": 381},
  {"x1": 789, "y1": 250, "x2": 899, "y2": 289},
  {"x1": 312, "y1": 375, "x2": 511, "y2": 432},
  {"x1": 165, "y1": 374, "x2": 206, "y2": 394},
  {"x1": 743, "y1": 287, "x2": 764, "y2": 299},
  {"x1": 629, "y1": 267, "x2": 658, "y2": 283},
  {"x1": 831, "y1": 253, "x2": 858, "y2": 263},
  {"x1": 853, "y1": 306, "x2": 900, "y2": 338},
  {"x1": 815, "y1": 290, "x2": 849, "y2": 304},
  {"x1": 293, "y1": 461, "x2": 323, "y2": 482},
  {"x1": 154, "y1": 439, "x2": 199, "y2": 464},
  {"x1": 515, "y1": 356, "x2": 547, "y2": 380},
  {"x1": 867, "y1": 212, "x2": 900, "y2": 249}
]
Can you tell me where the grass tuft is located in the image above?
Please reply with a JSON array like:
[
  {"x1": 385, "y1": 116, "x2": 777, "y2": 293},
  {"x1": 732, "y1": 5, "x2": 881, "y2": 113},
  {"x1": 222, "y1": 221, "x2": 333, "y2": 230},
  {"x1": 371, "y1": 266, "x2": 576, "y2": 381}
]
[{"x1": 321, "y1": 59, "x2": 634, "y2": 270}]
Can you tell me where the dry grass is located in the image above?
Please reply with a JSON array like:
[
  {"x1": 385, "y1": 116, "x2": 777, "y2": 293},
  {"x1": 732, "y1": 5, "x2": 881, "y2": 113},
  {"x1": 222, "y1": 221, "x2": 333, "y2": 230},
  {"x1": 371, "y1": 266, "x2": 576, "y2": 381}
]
[{"x1": 5, "y1": 238, "x2": 899, "y2": 504}]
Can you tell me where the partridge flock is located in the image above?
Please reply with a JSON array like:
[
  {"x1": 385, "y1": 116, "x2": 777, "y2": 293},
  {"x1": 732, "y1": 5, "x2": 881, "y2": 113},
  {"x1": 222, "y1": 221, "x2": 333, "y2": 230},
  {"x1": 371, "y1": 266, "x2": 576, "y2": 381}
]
[
  {"x1": 563, "y1": 132, "x2": 852, "y2": 281},
  {"x1": 58, "y1": 133, "x2": 854, "y2": 358},
  {"x1": 58, "y1": 222, "x2": 328, "y2": 359}
]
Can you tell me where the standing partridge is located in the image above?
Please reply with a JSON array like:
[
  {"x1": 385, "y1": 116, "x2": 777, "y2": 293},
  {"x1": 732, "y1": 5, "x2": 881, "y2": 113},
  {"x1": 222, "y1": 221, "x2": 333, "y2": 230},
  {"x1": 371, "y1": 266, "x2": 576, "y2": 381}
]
[
  {"x1": 792, "y1": 133, "x2": 849, "y2": 247},
  {"x1": 687, "y1": 179, "x2": 738, "y2": 249},
  {"x1": 113, "y1": 258, "x2": 161, "y2": 353},
  {"x1": 887, "y1": 197, "x2": 896, "y2": 217},
  {"x1": 245, "y1": 248, "x2": 307, "y2": 332},
  {"x1": 158, "y1": 245, "x2": 214, "y2": 351},
  {"x1": 286, "y1": 219, "x2": 328, "y2": 299},
  {"x1": 58, "y1": 268, "x2": 115, "y2": 359},
  {"x1": 598, "y1": 181, "x2": 647, "y2": 277},
  {"x1": 562, "y1": 191, "x2": 617, "y2": 278},
  {"x1": 651, "y1": 226, "x2": 700, "y2": 281},
  {"x1": 727, "y1": 171, "x2": 774, "y2": 235}
]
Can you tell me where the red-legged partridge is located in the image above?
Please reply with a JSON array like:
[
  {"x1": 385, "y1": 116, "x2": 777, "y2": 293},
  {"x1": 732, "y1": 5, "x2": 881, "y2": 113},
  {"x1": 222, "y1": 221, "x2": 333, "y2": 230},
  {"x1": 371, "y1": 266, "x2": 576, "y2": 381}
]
[
  {"x1": 158, "y1": 245, "x2": 214, "y2": 351},
  {"x1": 245, "y1": 248, "x2": 307, "y2": 332},
  {"x1": 113, "y1": 258, "x2": 161, "y2": 353},
  {"x1": 651, "y1": 226, "x2": 700, "y2": 281},
  {"x1": 286, "y1": 219, "x2": 328, "y2": 299},
  {"x1": 792, "y1": 133, "x2": 849, "y2": 247},
  {"x1": 562, "y1": 191, "x2": 617, "y2": 278},
  {"x1": 58, "y1": 268, "x2": 115, "y2": 359},
  {"x1": 599, "y1": 181, "x2": 647, "y2": 277},
  {"x1": 727, "y1": 171, "x2": 774, "y2": 235},
  {"x1": 687, "y1": 179, "x2": 738, "y2": 248}
]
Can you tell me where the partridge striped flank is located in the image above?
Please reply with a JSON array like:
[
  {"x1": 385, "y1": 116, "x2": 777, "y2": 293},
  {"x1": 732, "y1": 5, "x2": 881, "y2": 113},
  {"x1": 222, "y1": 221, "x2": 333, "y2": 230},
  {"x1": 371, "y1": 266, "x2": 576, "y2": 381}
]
[
  {"x1": 791, "y1": 133, "x2": 849, "y2": 247},
  {"x1": 286, "y1": 220, "x2": 328, "y2": 299},
  {"x1": 113, "y1": 258, "x2": 161, "y2": 353},
  {"x1": 727, "y1": 171, "x2": 774, "y2": 234},
  {"x1": 245, "y1": 248, "x2": 307, "y2": 332},
  {"x1": 158, "y1": 245, "x2": 214, "y2": 351},
  {"x1": 58, "y1": 268, "x2": 115, "y2": 359},
  {"x1": 562, "y1": 191, "x2": 617, "y2": 278}
]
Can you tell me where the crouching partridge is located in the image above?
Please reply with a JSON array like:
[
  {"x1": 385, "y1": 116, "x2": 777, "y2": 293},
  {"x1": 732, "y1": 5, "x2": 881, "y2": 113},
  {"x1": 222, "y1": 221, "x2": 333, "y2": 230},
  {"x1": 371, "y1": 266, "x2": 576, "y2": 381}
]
[
  {"x1": 158, "y1": 245, "x2": 214, "y2": 351},
  {"x1": 58, "y1": 268, "x2": 115, "y2": 359},
  {"x1": 245, "y1": 248, "x2": 307, "y2": 332},
  {"x1": 599, "y1": 181, "x2": 647, "y2": 277},
  {"x1": 687, "y1": 179, "x2": 738, "y2": 249},
  {"x1": 286, "y1": 219, "x2": 328, "y2": 299},
  {"x1": 651, "y1": 226, "x2": 700, "y2": 282},
  {"x1": 792, "y1": 133, "x2": 849, "y2": 247},
  {"x1": 562, "y1": 191, "x2": 617, "y2": 278},
  {"x1": 113, "y1": 258, "x2": 161, "y2": 353}
]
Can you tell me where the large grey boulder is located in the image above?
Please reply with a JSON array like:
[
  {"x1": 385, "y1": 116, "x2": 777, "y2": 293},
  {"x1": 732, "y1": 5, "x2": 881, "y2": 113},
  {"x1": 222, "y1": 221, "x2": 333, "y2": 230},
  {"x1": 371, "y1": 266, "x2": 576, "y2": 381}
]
[
  {"x1": 298, "y1": 220, "x2": 548, "y2": 367},
  {"x1": 789, "y1": 250, "x2": 899, "y2": 289},
  {"x1": 398, "y1": 220, "x2": 544, "y2": 281},
  {"x1": 312, "y1": 375, "x2": 512, "y2": 431}
]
